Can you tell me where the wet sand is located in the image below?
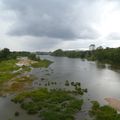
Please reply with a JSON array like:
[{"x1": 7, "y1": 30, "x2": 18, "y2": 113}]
[{"x1": 105, "y1": 98, "x2": 120, "y2": 111}]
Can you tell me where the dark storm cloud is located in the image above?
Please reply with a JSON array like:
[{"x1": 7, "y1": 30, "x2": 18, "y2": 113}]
[{"x1": 2, "y1": 0, "x2": 99, "y2": 40}]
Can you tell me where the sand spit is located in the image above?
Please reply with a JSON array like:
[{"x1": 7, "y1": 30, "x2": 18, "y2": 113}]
[
  {"x1": 105, "y1": 98, "x2": 120, "y2": 111},
  {"x1": 16, "y1": 57, "x2": 37, "y2": 67}
]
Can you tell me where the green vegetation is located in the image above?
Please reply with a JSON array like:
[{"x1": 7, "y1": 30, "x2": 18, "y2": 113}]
[
  {"x1": 51, "y1": 49, "x2": 83, "y2": 58},
  {"x1": 89, "y1": 101, "x2": 120, "y2": 120},
  {"x1": 51, "y1": 47, "x2": 120, "y2": 66},
  {"x1": 0, "y1": 59, "x2": 34, "y2": 86},
  {"x1": 0, "y1": 59, "x2": 19, "y2": 72},
  {"x1": 0, "y1": 48, "x2": 39, "y2": 61},
  {"x1": 65, "y1": 80, "x2": 70, "y2": 86},
  {"x1": 0, "y1": 48, "x2": 52, "y2": 95},
  {"x1": 0, "y1": 59, "x2": 52, "y2": 95},
  {"x1": 70, "y1": 81, "x2": 87, "y2": 95},
  {"x1": 91, "y1": 47, "x2": 120, "y2": 65},
  {"x1": 4, "y1": 75, "x2": 35, "y2": 93},
  {"x1": 12, "y1": 88, "x2": 83, "y2": 120},
  {"x1": 0, "y1": 48, "x2": 11, "y2": 61},
  {"x1": 31, "y1": 59, "x2": 52, "y2": 68},
  {"x1": 0, "y1": 59, "x2": 19, "y2": 84}
]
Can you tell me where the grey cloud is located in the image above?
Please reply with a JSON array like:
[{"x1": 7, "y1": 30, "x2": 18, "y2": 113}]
[
  {"x1": 22, "y1": 37, "x2": 61, "y2": 51},
  {"x1": 2, "y1": 0, "x2": 99, "y2": 40},
  {"x1": 78, "y1": 27, "x2": 99, "y2": 39},
  {"x1": 107, "y1": 32, "x2": 120, "y2": 40}
]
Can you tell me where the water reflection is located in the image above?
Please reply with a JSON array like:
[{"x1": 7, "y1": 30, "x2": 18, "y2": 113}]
[
  {"x1": 108, "y1": 65, "x2": 120, "y2": 73},
  {"x1": 96, "y1": 62, "x2": 106, "y2": 69}
]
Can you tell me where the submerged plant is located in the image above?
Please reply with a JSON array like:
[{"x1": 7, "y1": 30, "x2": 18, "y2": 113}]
[
  {"x1": 65, "y1": 80, "x2": 70, "y2": 86},
  {"x1": 12, "y1": 88, "x2": 83, "y2": 120}
]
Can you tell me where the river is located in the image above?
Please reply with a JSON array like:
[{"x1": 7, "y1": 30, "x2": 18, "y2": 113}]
[{"x1": 0, "y1": 55, "x2": 120, "y2": 120}]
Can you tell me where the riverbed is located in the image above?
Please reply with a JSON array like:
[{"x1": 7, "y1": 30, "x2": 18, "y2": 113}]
[{"x1": 1, "y1": 55, "x2": 120, "y2": 120}]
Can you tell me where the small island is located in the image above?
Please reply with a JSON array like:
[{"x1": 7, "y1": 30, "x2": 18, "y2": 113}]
[{"x1": 12, "y1": 88, "x2": 83, "y2": 120}]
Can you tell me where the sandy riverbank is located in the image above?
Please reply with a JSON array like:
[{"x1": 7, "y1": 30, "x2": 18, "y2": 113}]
[
  {"x1": 105, "y1": 98, "x2": 120, "y2": 111},
  {"x1": 16, "y1": 57, "x2": 38, "y2": 67}
]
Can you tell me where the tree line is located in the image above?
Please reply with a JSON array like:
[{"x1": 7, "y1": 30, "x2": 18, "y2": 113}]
[
  {"x1": 0, "y1": 48, "x2": 39, "y2": 61},
  {"x1": 51, "y1": 47, "x2": 120, "y2": 65}
]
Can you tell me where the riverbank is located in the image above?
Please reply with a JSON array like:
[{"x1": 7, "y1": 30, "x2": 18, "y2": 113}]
[
  {"x1": 105, "y1": 98, "x2": 120, "y2": 112},
  {"x1": 0, "y1": 57, "x2": 52, "y2": 96},
  {"x1": 89, "y1": 101, "x2": 120, "y2": 120},
  {"x1": 1, "y1": 55, "x2": 120, "y2": 120},
  {"x1": 51, "y1": 48, "x2": 120, "y2": 67}
]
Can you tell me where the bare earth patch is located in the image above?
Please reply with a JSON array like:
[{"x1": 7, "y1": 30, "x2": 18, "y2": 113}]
[
  {"x1": 0, "y1": 75, "x2": 34, "y2": 96},
  {"x1": 105, "y1": 98, "x2": 120, "y2": 111},
  {"x1": 0, "y1": 57, "x2": 51, "y2": 96},
  {"x1": 16, "y1": 57, "x2": 38, "y2": 67}
]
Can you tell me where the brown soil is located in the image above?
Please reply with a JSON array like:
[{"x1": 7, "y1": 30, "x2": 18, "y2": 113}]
[{"x1": 105, "y1": 97, "x2": 120, "y2": 111}]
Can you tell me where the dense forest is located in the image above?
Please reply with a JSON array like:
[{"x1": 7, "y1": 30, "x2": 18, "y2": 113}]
[
  {"x1": 0, "y1": 48, "x2": 39, "y2": 61},
  {"x1": 51, "y1": 47, "x2": 120, "y2": 65}
]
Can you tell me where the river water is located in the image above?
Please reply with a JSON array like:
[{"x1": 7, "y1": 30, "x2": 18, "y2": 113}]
[{"x1": 1, "y1": 55, "x2": 120, "y2": 120}]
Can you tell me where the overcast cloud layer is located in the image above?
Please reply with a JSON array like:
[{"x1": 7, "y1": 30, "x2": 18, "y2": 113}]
[{"x1": 0, "y1": 0, "x2": 120, "y2": 51}]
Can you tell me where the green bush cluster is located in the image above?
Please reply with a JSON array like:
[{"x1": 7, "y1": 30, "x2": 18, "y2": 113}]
[
  {"x1": 89, "y1": 101, "x2": 120, "y2": 120},
  {"x1": 12, "y1": 88, "x2": 83, "y2": 120},
  {"x1": 31, "y1": 59, "x2": 52, "y2": 68}
]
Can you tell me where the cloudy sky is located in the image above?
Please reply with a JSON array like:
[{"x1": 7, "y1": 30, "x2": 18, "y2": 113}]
[{"x1": 0, "y1": 0, "x2": 120, "y2": 51}]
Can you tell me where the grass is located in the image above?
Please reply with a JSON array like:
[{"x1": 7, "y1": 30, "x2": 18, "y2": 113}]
[
  {"x1": 0, "y1": 75, "x2": 35, "y2": 96},
  {"x1": 0, "y1": 58, "x2": 52, "y2": 95},
  {"x1": 21, "y1": 66, "x2": 31, "y2": 72},
  {"x1": 12, "y1": 88, "x2": 83, "y2": 120},
  {"x1": 89, "y1": 101, "x2": 120, "y2": 120},
  {"x1": 31, "y1": 59, "x2": 52, "y2": 68},
  {"x1": 0, "y1": 59, "x2": 20, "y2": 84},
  {"x1": 0, "y1": 59, "x2": 35, "y2": 95},
  {"x1": 4, "y1": 75, "x2": 35, "y2": 92},
  {"x1": 0, "y1": 59, "x2": 19, "y2": 72},
  {"x1": 0, "y1": 73, "x2": 14, "y2": 82},
  {"x1": 0, "y1": 58, "x2": 52, "y2": 85}
]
